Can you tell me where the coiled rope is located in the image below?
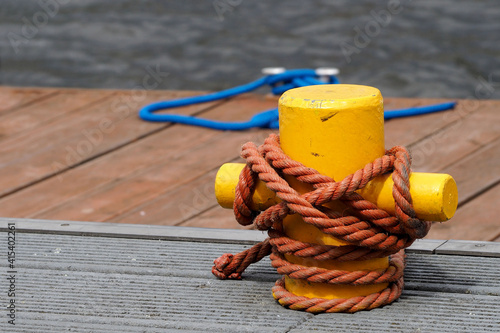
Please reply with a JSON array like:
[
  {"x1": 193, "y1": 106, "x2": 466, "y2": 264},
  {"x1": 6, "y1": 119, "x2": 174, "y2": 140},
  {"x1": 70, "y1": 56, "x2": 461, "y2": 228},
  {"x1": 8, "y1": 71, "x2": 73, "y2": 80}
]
[
  {"x1": 212, "y1": 134, "x2": 431, "y2": 313},
  {"x1": 139, "y1": 68, "x2": 456, "y2": 130}
]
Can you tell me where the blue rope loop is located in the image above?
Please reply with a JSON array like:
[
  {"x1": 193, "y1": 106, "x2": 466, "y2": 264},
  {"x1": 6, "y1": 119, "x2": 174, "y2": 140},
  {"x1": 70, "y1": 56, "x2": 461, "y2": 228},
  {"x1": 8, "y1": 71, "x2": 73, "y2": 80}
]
[{"x1": 138, "y1": 69, "x2": 456, "y2": 130}]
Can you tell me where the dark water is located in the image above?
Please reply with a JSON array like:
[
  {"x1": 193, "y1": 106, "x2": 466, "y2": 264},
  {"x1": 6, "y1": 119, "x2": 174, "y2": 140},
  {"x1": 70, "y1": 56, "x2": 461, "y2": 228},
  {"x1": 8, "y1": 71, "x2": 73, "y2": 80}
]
[{"x1": 1, "y1": 0, "x2": 499, "y2": 99}]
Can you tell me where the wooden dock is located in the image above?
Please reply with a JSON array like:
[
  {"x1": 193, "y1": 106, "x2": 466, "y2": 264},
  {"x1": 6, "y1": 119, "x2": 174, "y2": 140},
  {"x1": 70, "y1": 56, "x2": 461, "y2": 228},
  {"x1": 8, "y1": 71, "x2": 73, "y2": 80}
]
[{"x1": 0, "y1": 86, "x2": 499, "y2": 241}]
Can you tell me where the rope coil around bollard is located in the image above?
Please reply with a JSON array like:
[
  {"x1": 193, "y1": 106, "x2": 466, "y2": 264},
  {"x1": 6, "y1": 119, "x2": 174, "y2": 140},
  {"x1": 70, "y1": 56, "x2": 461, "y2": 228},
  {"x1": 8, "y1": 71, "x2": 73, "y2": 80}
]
[{"x1": 212, "y1": 133, "x2": 431, "y2": 313}]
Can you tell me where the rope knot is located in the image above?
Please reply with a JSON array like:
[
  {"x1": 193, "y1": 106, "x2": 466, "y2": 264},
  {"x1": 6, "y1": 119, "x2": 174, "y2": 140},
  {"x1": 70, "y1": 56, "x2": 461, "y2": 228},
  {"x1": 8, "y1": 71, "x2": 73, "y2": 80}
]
[{"x1": 212, "y1": 254, "x2": 242, "y2": 280}]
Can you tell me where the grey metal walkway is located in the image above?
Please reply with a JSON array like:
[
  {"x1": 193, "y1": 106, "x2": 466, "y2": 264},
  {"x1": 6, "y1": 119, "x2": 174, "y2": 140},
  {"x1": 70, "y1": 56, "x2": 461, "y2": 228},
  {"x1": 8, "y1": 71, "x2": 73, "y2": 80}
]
[{"x1": 2, "y1": 218, "x2": 500, "y2": 332}]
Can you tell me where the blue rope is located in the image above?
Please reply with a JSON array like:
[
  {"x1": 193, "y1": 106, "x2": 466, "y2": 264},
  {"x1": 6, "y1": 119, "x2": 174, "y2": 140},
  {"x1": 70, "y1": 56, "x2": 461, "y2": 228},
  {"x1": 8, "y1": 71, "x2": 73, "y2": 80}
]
[
  {"x1": 383, "y1": 102, "x2": 457, "y2": 119},
  {"x1": 138, "y1": 69, "x2": 456, "y2": 130}
]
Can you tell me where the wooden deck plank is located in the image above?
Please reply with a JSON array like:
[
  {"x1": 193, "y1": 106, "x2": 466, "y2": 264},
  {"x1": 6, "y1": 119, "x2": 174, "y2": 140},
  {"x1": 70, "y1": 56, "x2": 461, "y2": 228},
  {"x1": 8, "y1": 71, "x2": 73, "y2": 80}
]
[
  {"x1": 427, "y1": 183, "x2": 500, "y2": 241},
  {"x1": 422, "y1": 135, "x2": 500, "y2": 241},
  {"x1": 384, "y1": 98, "x2": 456, "y2": 147},
  {"x1": 441, "y1": 136, "x2": 500, "y2": 206},
  {"x1": 0, "y1": 86, "x2": 57, "y2": 114},
  {"x1": 179, "y1": 204, "x2": 244, "y2": 229},
  {"x1": 408, "y1": 100, "x2": 500, "y2": 172},
  {"x1": 0, "y1": 94, "x2": 275, "y2": 221},
  {"x1": 0, "y1": 90, "x2": 220, "y2": 198},
  {"x1": 0, "y1": 122, "x2": 221, "y2": 218},
  {"x1": 0, "y1": 89, "x2": 115, "y2": 139},
  {"x1": 0, "y1": 89, "x2": 210, "y2": 154},
  {"x1": 29, "y1": 95, "x2": 276, "y2": 222},
  {"x1": 109, "y1": 169, "x2": 226, "y2": 226}
]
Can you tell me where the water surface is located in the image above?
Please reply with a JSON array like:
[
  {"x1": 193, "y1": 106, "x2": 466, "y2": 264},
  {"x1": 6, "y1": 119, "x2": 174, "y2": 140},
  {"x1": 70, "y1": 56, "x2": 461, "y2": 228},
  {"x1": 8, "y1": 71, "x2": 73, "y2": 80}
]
[{"x1": 1, "y1": 0, "x2": 499, "y2": 99}]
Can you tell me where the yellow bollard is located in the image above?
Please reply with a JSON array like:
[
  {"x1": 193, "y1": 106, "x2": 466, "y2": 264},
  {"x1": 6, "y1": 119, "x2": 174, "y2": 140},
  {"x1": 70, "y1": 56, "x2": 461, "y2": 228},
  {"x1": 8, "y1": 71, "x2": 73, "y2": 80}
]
[{"x1": 215, "y1": 84, "x2": 458, "y2": 300}]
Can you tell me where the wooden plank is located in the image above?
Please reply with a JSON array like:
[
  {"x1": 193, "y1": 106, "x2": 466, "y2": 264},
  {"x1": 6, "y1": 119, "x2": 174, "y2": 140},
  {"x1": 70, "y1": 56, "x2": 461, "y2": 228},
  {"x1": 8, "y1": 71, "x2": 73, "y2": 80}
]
[
  {"x1": 380, "y1": 97, "x2": 414, "y2": 110},
  {"x1": 441, "y1": 136, "x2": 500, "y2": 206},
  {"x1": 0, "y1": 122, "x2": 221, "y2": 218},
  {"x1": 109, "y1": 169, "x2": 232, "y2": 226},
  {"x1": 108, "y1": 165, "x2": 250, "y2": 228},
  {"x1": 0, "y1": 86, "x2": 57, "y2": 114},
  {"x1": 179, "y1": 204, "x2": 246, "y2": 229},
  {"x1": 427, "y1": 183, "x2": 500, "y2": 241},
  {"x1": 408, "y1": 100, "x2": 500, "y2": 172},
  {"x1": 385, "y1": 98, "x2": 478, "y2": 148},
  {"x1": 0, "y1": 90, "x2": 219, "y2": 198},
  {"x1": 426, "y1": 135, "x2": 500, "y2": 241},
  {"x1": 0, "y1": 89, "x2": 115, "y2": 139},
  {"x1": 0, "y1": 94, "x2": 276, "y2": 221},
  {"x1": 30, "y1": 96, "x2": 276, "y2": 222}
]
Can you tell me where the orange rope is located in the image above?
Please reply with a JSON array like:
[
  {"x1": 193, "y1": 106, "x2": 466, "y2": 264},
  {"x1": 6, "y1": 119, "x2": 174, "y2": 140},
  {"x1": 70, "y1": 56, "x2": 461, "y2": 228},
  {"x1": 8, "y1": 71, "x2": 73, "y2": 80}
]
[{"x1": 212, "y1": 133, "x2": 431, "y2": 313}]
